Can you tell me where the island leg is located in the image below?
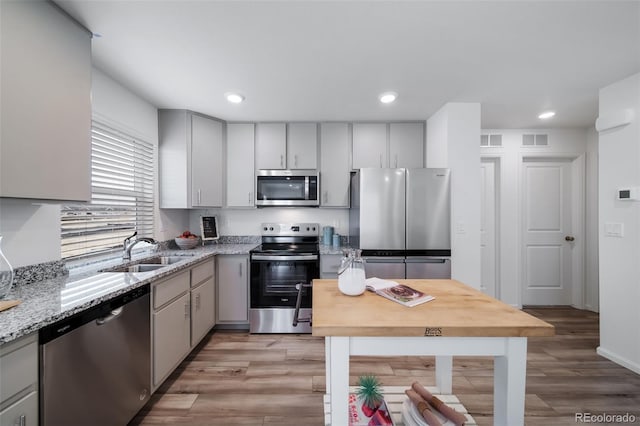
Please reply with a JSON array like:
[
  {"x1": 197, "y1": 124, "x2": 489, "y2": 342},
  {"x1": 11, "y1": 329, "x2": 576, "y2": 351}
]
[
  {"x1": 494, "y1": 337, "x2": 527, "y2": 426},
  {"x1": 435, "y1": 355, "x2": 453, "y2": 394},
  {"x1": 328, "y1": 336, "x2": 350, "y2": 425}
]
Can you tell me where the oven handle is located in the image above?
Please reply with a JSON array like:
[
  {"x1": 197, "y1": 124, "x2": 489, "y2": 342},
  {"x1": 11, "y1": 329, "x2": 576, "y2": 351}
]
[
  {"x1": 293, "y1": 283, "x2": 312, "y2": 327},
  {"x1": 251, "y1": 254, "x2": 318, "y2": 261}
]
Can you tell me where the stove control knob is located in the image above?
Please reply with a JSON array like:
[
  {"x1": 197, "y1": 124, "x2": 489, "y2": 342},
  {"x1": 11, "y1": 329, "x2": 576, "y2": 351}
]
[
  {"x1": 263, "y1": 227, "x2": 268, "y2": 231},
  {"x1": 269, "y1": 227, "x2": 274, "y2": 231},
  {"x1": 312, "y1": 227, "x2": 316, "y2": 231},
  {"x1": 306, "y1": 227, "x2": 310, "y2": 231}
]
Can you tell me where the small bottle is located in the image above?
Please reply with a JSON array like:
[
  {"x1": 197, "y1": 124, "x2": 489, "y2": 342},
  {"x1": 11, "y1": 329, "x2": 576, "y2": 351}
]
[{"x1": 332, "y1": 233, "x2": 340, "y2": 248}]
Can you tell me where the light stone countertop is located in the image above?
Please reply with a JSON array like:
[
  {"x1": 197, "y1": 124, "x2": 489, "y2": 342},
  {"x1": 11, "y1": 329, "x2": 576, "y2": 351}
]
[{"x1": 0, "y1": 243, "x2": 257, "y2": 344}]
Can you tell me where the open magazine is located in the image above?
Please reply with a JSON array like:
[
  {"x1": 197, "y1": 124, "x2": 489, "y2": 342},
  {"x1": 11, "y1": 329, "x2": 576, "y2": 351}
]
[{"x1": 365, "y1": 278, "x2": 435, "y2": 307}]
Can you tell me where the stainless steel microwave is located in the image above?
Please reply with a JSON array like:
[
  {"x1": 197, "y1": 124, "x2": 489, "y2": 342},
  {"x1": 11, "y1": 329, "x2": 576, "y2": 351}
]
[{"x1": 256, "y1": 170, "x2": 319, "y2": 207}]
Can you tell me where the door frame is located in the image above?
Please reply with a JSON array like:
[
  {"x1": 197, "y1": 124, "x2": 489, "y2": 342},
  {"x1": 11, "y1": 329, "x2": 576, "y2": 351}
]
[
  {"x1": 480, "y1": 156, "x2": 501, "y2": 300},
  {"x1": 518, "y1": 153, "x2": 586, "y2": 308}
]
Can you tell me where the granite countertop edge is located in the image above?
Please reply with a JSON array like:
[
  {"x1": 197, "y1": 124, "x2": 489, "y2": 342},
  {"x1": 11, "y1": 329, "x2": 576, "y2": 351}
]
[{"x1": 0, "y1": 243, "x2": 258, "y2": 345}]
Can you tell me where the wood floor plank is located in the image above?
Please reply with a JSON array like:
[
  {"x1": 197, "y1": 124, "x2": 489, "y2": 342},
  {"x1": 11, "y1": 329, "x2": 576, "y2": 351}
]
[{"x1": 130, "y1": 307, "x2": 640, "y2": 426}]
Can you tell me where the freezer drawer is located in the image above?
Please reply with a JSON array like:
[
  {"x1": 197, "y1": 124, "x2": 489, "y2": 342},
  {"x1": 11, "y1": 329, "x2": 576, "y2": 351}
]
[
  {"x1": 363, "y1": 257, "x2": 405, "y2": 280},
  {"x1": 405, "y1": 257, "x2": 451, "y2": 279}
]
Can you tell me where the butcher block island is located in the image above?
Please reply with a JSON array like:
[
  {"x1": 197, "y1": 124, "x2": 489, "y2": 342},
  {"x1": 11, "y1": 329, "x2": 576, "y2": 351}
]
[{"x1": 312, "y1": 279, "x2": 554, "y2": 426}]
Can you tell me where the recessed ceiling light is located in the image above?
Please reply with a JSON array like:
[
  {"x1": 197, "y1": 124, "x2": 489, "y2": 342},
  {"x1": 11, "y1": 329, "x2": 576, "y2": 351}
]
[
  {"x1": 225, "y1": 92, "x2": 245, "y2": 104},
  {"x1": 379, "y1": 92, "x2": 398, "y2": 104},
  {"x1": 538, "y1": 111, "x2": 555, "y2": 119}
]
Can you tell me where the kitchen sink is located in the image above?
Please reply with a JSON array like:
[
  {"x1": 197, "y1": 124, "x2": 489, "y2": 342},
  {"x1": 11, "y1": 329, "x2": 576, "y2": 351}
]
[
  {"x1": 101, "y1": 255, "x2": 195, "y2": 273},
  {"x1": 108, "y1": 264, "x2": 166, "y2": 273},
  {"x1": 142, "y1": 256, "x2": 193, "y2": 265}
]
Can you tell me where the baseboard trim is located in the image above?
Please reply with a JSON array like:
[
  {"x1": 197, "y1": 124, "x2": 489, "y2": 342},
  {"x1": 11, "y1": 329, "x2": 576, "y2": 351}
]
[{"x1": 597, "y1": 346, "x2": 640, "y2": 375}]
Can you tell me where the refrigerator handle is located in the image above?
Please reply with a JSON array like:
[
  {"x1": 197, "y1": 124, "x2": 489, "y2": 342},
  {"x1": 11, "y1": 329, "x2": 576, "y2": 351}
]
[{"x1": 404, "y1": 258, "x2": 448, "y2": 263}]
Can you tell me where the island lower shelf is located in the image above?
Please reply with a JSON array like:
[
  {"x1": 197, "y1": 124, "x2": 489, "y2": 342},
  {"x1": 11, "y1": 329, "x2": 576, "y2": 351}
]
[{"x1": 323, "y1": 385, "x2": 477, "y2": 426}]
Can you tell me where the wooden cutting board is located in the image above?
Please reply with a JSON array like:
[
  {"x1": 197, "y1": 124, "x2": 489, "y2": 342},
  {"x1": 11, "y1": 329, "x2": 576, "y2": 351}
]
[{"x1": 0, "y1": 300, "x2": 20, "y2": 312}]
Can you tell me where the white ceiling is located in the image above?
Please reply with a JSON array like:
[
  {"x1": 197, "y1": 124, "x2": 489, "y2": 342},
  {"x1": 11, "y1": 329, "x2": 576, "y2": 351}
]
[{"x1": 56, "y1": 0, "x2": 640, "y2": 129}]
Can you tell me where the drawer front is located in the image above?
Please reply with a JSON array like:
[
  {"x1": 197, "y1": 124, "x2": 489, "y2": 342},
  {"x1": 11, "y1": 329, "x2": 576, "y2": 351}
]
[
  {"x1": 191, "y1": 259, "x2": 214, "y2": 288},
  {"x1": 0, "y1": 334, "x2": 37, "y2": 404},
  {"x1": 320, "y1": 254, "x2": 341, "y2": 274},
  {"x1": 0, "y1": 391, "x2": 38, "y2": 426},
  {"x1": 153, "y1": 271, "x2": 190, "y2": 309}
]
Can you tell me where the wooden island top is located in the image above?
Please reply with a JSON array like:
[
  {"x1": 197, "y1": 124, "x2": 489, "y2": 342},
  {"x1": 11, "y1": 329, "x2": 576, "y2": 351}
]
[{"x1": 312, "y1": 279, "x2": 555, "y2": 338}]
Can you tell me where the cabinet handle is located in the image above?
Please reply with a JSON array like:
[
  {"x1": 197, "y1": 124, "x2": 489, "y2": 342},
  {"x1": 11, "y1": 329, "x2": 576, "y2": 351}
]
[
  {"x1": 248, "y1": 192, "x2": 252, "y2": 204},
  {"x1": 197, "y1": 189, "x2": 202, "y2": 205},
  {"x1": 395, "y1": 154, "x2": 398, "y2": 168},
  {"x1": 19, "y1": 414, "x2": 26, "y2": 426},
  {"x1": 196, "y1": 293, "x2": 201, "y2": 310},
  {"x1": 280, "y1": 155, "x2": 284, "y2": 168},
  {"x1": 379, "y1": 154, "x2": 383, "y2": 168},
  {"x1": 294, "y1": 154, "x2": 298, "y2": 168},
  {"x1": 323, "y1": 191, "x2": 328, "y2": 204},
  {"x1": 185, "y1": 301, "x2": 190, "y2": 319},
  {"x1": 239, "y1": 262, "x2": 243, "y2": 277}
]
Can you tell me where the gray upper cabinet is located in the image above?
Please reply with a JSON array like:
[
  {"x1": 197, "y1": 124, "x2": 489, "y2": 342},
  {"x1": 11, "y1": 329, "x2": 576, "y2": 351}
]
[
  {"x1": 352, "y1": 122, "x2": 425, "y2": 169},
  {"x1": 255, "y1": 123, "x2": 286, "y2": 169},
  {"x1": 255, "y1": 123, "x2": 318, "y2": 170},
  {"x1": 390, "y1": 123, "x2": 424, "y2": 168},
  {"x1": 352, "y1": 123, "x2": 388, "y2": 169},
  {"x1": 159, "y1": 110, "x2": 223, "y2": 208},
  {"x1": 0, "y1": 1, "x2": 91, "y2": 201},
  {"x1": 226, "y1": 123, "x2": 255, "y2": 207},
  {"x1": 320, "y1": 123, "x2": 350, "y2": 207},
  {"x1": 287, "y1": 123, "x2": 318, "y2": 169}
]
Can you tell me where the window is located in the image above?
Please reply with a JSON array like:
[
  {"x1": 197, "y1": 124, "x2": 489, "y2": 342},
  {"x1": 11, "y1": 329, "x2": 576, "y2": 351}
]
[{"x1": 61, "y1": 121, "x2": 154, "y2": 259}]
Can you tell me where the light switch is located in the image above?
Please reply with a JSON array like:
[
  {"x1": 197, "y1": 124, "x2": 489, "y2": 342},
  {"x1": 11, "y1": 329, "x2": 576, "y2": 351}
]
[{"x1": 604, "y1": 222, "x2": 624, "y2": 238}]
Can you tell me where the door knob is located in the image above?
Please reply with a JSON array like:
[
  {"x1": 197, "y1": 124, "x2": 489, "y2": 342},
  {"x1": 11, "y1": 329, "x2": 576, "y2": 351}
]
[{"x1": 565, "y1": 236, "x2": 575, "y2": 242}]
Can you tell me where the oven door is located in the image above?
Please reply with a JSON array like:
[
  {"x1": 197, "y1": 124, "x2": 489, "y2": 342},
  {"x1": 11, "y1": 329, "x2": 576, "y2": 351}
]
[{"x1": 250, "y1": 254, "x2": 319, "y2": 308}]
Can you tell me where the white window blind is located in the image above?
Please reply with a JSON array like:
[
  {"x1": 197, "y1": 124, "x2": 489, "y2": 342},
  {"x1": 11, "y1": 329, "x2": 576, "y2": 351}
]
[{"x1": 61, "y1": 121, "x2": 154, "y2": 259}]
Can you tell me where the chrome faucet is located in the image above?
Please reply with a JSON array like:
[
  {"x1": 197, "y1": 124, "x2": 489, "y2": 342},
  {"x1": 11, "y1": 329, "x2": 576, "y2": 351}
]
[{"x1": 122, "y1": 231, "x2": 157, "y2": 261}]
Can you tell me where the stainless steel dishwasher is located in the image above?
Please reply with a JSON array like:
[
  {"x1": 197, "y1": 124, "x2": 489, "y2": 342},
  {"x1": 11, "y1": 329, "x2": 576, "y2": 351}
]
[{"x1": 40, "y1": 286, "x2": 150, "y2": 426}]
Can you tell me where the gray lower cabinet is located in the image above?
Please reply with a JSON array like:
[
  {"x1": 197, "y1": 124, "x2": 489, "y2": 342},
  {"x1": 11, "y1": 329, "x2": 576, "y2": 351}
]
[
  {"x1": 321, "y1": 254, "x2": 342, "y2": 279},
  {"x1": 190, "y1": 259, "x2": 216, "y2": 346},
  {"x1": 216, "y1": 255, "x2": 249, "y2": 325},
  {"x1": 0, "y1": 333, "x2": 38, "y2": 426},
  {"x1": 152, "y1": 259, "x2": 216, "y2": 389}
]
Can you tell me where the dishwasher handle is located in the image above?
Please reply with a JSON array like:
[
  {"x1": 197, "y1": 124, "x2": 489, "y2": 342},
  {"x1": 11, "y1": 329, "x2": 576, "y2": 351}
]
[
  {"x1": 96, "y1": 307, "x2": 123, "y2": 325},
  {"x1": 405, "y1": 258, "x2": 449, "y2": 264}
]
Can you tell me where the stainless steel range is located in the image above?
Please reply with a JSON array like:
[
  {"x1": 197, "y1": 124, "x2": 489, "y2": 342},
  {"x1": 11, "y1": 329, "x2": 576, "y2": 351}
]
[{"x1": 249, "y1": 223, "x2": 319, "y2": 333}]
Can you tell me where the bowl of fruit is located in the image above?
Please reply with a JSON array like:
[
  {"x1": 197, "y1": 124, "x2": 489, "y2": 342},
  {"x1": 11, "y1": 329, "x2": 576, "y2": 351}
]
[{"x1": 175, "y1": 231, "x2": 200, "y2": 249}]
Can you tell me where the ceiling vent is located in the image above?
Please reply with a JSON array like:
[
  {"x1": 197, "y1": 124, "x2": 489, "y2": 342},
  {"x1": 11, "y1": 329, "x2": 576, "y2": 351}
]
[
  {"x1": 522, "y1": 134, "x2": 548, "y2": 146},
  {"x1": 481, "y1": 134, "x2": 502, "y2": 147}
]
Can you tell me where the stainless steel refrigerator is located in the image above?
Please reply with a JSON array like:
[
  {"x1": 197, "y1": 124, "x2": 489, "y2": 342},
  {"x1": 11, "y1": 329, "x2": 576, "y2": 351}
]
[{"x1": 349, "y1": 168, "x2": 451, "y2": 279}]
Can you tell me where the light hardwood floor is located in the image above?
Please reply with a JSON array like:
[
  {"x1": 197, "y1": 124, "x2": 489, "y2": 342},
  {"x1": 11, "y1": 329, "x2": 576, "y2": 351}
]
[{"x1": 130, "y1": 307, "x2": 640, "y2": 425}]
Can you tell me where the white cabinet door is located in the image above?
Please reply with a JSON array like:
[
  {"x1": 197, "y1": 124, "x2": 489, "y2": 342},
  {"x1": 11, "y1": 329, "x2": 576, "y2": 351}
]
[
  {"x1": 320, "y1": 254, "x2": 342, "y2": 279},
  {"x1": 390, "y1": 123, "x2": 424, "y2": 168},
  {"x1": 320, "y1": 123, "x2": 350, "y2": 207},
  {"x1": 256, "y1": 123, "x2": 286, "y2": 169},
  {"x1": 226, "y1": 123, "x2": 255, "y2": 207},
  {"x1": 190, "y1": 277, "x2": 215, "y2": 347},
  {"x1": 216, "y1": 255, "x2": 249, "y2": 323},
  {"x1": 0, "y1": 391, "x2": 38, "y2": 426},
  {"x1": 0, "y1": 1, "x2": 91, "y2": 201},
  {"x1": 352, "y1": 123, "x2": 387, "y2": 169},
  {"x1": 191, "y1": 114, "x2": 223, "y2": 207},
  {"x1": 153, "y1": 293, "x2": 190, "y2": 386},
  {"x1": 287, "y1": 123, "x2": 317, "y2": 169}
]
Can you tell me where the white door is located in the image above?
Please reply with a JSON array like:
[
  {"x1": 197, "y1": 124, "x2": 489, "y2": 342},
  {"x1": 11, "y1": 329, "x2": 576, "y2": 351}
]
[
  {"x1": 352, "y1": 123, "x2": 387, "y2": 169},
  {"x1": 521, "y1": 159, "x2": 573, "y2": 305},
  {"x1": 480, "y1": 159, "x2": 497, "y2": 298},
  {"x1": 389, "y1": 123, "x2": 424, "y2": 168}
]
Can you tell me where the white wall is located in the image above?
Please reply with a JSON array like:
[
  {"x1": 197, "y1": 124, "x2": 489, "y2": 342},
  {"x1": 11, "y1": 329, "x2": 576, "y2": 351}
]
[
  {"x1": 189, "y1": 208, "x2": 349, "y2": 238},
  {"x1": 427, "y1": 103, "x2": 482, "y2": 289},
  {"x1": 585, "y1": 127, "x2": 599, "y2": 312},
  {"x1": 480, "y1": 128, "x2": 592, "y2": 307},
  {"x1": 596, "y1": 72, "x2": 640, "y2": 374},
  {"x1": 92, "y1": 68, "x2": 188, "y2": 242}
]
